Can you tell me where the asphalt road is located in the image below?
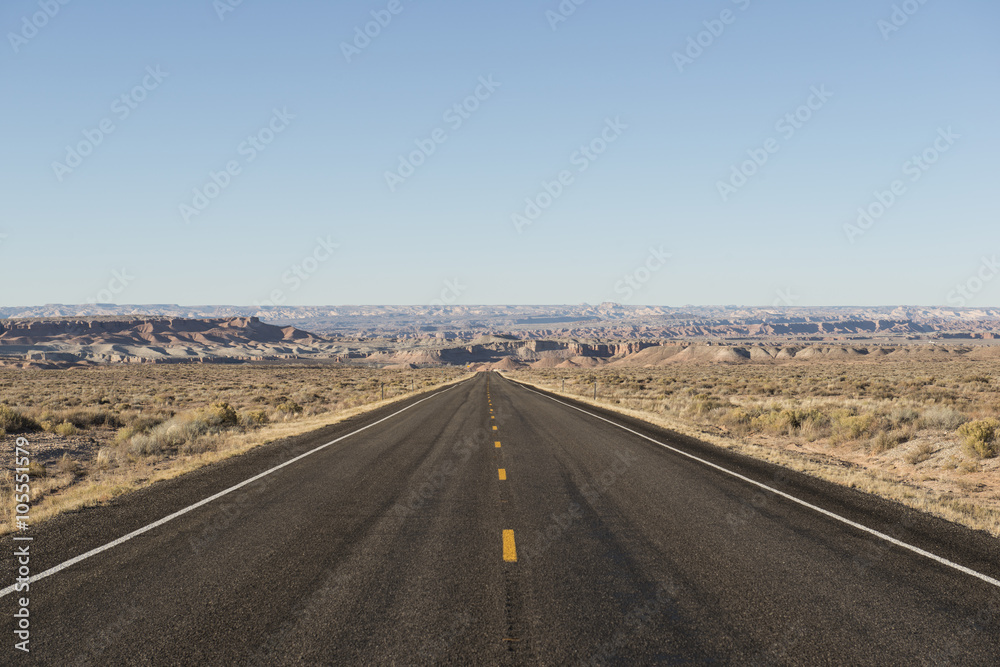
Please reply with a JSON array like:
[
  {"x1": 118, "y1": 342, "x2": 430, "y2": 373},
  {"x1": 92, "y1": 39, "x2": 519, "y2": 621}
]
[{"x1": 4, "y1": 371, "x2": 1000, "y2": 665}]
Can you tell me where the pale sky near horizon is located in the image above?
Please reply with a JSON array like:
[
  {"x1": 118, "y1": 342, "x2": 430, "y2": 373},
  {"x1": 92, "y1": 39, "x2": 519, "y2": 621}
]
[{"x1": 1, "y1": 0, "x2": 998, "y2": 308}]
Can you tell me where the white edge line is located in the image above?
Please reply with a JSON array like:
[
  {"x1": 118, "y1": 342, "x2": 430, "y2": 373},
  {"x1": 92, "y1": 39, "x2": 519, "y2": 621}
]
[
  {"x1": 1, "y1": 380, "x2": 468, "y2": 598},
  {"x1": 508, "y1": 377, "x2": 1000, "y2": 591}
]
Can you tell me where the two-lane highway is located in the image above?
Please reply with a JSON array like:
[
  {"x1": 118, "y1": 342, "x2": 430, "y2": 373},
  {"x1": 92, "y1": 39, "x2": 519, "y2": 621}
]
[{"x1": 4, "y1": 372, "x2": 1000, "y2": 664}]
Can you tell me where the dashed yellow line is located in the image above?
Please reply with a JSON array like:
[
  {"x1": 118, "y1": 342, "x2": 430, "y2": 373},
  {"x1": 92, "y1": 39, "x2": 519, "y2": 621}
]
[
  {"x1": 498, "y1": 468, "x2": 506, "y2": 480},
  {"x1": 502, "y1": 530, "x2": 517, "y2": 562},
  {"x1": 495, "y1": 441, "x2": 501, "y2": 448}
]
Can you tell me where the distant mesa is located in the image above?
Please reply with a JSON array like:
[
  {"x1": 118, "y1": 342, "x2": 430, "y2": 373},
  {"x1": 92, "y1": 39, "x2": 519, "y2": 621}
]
[
  {"x1": 1, "y1": 305, "x2": 998, "y2": 369},
  {"x1": 0, "y1": 316, "x2": 328, "y2": 368}
]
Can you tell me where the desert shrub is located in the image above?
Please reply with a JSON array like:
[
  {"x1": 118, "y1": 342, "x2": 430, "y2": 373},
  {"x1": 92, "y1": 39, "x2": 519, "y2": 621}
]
[
  {"x1": 179, "y1": 432, "x2": 223, "y2": 455},
  {"x1": 919, "y1": 406, "x2": 968, "y2": 431},
  {"x1": 868, "y1": 428, "x2": 913, "y2": 455},
  {"x1": 868, "y1": 383, "x2": 897, "y2": 400},
  {"x1": 53, "y1": 421, "x2": 79, "y2": 437},
  {"x1": 207, "y1": 402, "x2": 239, "y2": 427},
  {"x1": 888, "y1": 407, "x2": 920, "y2": 427},
  {"x1": 751, "y1": 409, "x2": 788, "y2": 435},
  {"x1": 751, "y1": 408, "x2": 827, "y2": 437},
  {"x1": 958, "y1": 458, "x2": 980, "y2": 474},
  {"x1": 276, "y1": 401, "x2": 303, "y2": 415},
  {"x1": 114, "y1": 414, "x2": 165, "y2": 443},
  {"x1": 800, "y1": 413, "x2": 831, "y2": 441},
  {"x1": 243, "y1": 410, "x2": 270, "y2": 427},
  {"x1": 96, "y1": 448, "x2": 116, "y2": 469},
  {"x1": 56, "y1": 453, "x2": 79, "y2": 476},
  {"x1": 114, "y1": 427, "x2": 137, "y2": 444},
  {"x1": 27, "y1": 461, "x2": 46, "y2": 479},
  {"x1": 721, "y1": 407, "x2": 752, "y2": 426},
  {"x1": 0, "y1": 405, "x2": 41, "y2": 433},
  {"x1": 905, "y1": 442, "x2": 935, "y2": 465},
  {"x1": 958, "y1": 419, "x2": 1000, "y2": 459},
  {"x1": 62, "y1": 409, "x2": 123, "y2": 429},
  {"x1": 126, "y1": 431, "x2": 166, "y2": 457},
  {"x1": 832, "y1": 412, "x2": 879, "y2": 443},
  {"x1": 127, "y1": 412, "x2": 211, "y2": 457},
  {"x1": 718, "y1": 406, "x2": 753, "y2": 436},
  {"x1": 123, "y1": 404, "x2": 247, "y2": 458},
  {"x1": 689, "y1": 395, "x2": 730, "y2": 417}
]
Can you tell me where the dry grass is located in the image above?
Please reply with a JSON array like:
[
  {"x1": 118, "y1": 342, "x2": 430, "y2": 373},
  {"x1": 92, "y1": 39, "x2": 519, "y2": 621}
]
[
  {"x1": 513, "y1": 359, "x2": 1000, "y2": 537},
  {"x1": 0, "y1": 364, "x2": 468, "y2": 532}
]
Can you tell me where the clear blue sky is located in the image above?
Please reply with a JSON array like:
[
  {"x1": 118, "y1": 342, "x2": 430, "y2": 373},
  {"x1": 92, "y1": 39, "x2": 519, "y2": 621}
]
[{"x1": 1, "y1": 0, "x2": 997, "y2": 307}]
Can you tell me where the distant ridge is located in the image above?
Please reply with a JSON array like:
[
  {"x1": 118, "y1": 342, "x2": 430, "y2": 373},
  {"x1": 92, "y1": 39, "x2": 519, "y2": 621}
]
[
  {"x1": 2, "y1": 305, "x2": 998, "y2": 342},
  {"x1": 1, "y1": 313, "x2": 999, "y2": 369}
]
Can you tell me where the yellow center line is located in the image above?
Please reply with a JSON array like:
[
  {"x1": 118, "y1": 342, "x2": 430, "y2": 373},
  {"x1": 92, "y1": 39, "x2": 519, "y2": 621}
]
[
  {"x1": 495, "y1": 441, "x2": 501, "y2": 448},
  {"x1": 498, "y1": 468, "x2": 506, "y2": 480},
  {"x1": 502, "y1": 530, "x2": 517, "y2": 562},
  {"x1": 492, "y1": 425, "x2": 497, "y2": 431}
]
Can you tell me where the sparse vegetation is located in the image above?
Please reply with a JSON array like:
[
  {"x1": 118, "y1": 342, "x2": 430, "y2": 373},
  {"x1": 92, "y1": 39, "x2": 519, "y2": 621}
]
[
  {"x1": 276, "y1": 401, "x2": 304, "y2": 415},
  {"x1": 0, "y1": 404, "x2": 42, "y2": 433},
  {"x1": 905, "y1": 442, "x2": 936, "y2": 465},
  {"x1": 958, "y1": 419, "x2": 999, "y2": 459},
  {"x1": 53, "y1": 421, "x2": 79, "y2": 437}
]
